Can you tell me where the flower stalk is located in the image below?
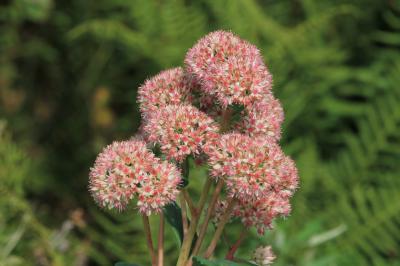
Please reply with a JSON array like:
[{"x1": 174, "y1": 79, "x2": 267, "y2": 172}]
[
  {"x1": 158, "y1": 213, "x2": 165, "y2": 266},
  {"x1": 182, "y1": 189, "x2": 196, "y2": 217},
  {"x1": 203, "y1": 197, "x2": 237, "y2": 258},
  {"x1": 142, "y1": 215, "x2": 157, "y2": 266},
  {"x1": 180, "y1": 193, "x2": 188, "y2": 236},
  {"x1": 225, "y1": 230, "x2": 247, "y2": 260},
  {"x1": 176, "y1": 178, "x2": 212, "y2": 266},
  {"x1": 191, "y1": 179, "x2": 224, "y2": 256}
]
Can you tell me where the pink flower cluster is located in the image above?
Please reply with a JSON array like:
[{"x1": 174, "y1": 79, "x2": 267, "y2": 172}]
[
  {"x1": 235, "y1": 93, "x2": 284, "y2": 141},
  {"x1": 185, "y1": 32, "x2": 298, "y2": 233},
  {"x1": 145, "y1": 104, "x2": 219, "y2": 162},
  {"x1": 208, "y1": 134, "x2": 297, "y2": 234},
  {"x1": 89, "y1": 140, "x2": 181, "y2": 215},
  {"x1": 234, "y1": 194, "x2": 292, "y2": 235},
  {"x1": 185, "y1": 31, "x2": 272, "y2": 107},
  {"x1": 213, "y1": 191, "x2": 292, "y2": 235},
  {"x1": 138, "y1": 67, "x2": 193, "y2": 119},
  {"x1": 89, "y1": 30, "x2": 299, "y2": 230},
  {"x1": 207, "y1": 133, "x2": 297, "y2": 202}
]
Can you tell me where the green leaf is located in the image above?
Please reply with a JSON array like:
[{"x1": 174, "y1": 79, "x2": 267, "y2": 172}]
[
  {"x1": 193, "y1": 256, "x2": 257, "y2": 266},
  {"x1": 163, "y1": 202, "x2": 184, "y2": 243},
  {"x1": 114, "y1": 262, "x2": 141, "y2": 266}
]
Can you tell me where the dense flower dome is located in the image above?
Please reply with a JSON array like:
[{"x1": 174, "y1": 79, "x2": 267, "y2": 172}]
[
  {"x1": 89, "y1": 139, "x2": 181, "y2": 215},
  {"x1": 207, "y1": 133, "x2": 298, "y2": 201},
  {"x1": 137, "y1": 67, "x2": 194, "y2": 119},
  {"x1": 185, "y1": 31, "x2": 272, "y2": 107},
  {"x1": 144, "y1": 104, "x2": 220, "y2": 162},
  {"x1": 233, "y1": 194, "x2": 291, "y2": 234},
  {"x1": 213, "y1": 191, "x2": 292, "y2": 235},
  {"x1": 236, "y1": 93, "x2": 284, "y2": 141}
]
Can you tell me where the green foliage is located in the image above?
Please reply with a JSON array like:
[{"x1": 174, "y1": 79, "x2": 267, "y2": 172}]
[
  {"x1": 0, "y1": 122, "x2": 86, "y2": 265},
  {"x1": 1, "y1": 0, "x2": 400, "y2": 265},
  {"x1": 0, "y1": 121, "x2": 28, "y2": 196}
]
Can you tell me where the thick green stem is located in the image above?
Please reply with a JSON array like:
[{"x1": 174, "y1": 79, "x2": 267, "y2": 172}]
[
  {"x1": 142, "y1": 215, "x2": 157, "y2": 266},
  {"x1": 176, "y1": 178, "x2": 212, "y2": 266},
  {"x1": 203, "y1": 198, "x2": 236, "y2": 259}
]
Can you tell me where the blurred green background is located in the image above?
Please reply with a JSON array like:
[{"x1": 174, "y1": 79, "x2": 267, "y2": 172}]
[{"x1": 1, "y1": 0, "x2": 400, "y2": 265}]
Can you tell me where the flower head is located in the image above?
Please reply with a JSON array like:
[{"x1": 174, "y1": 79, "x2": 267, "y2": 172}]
[
  {"x1": 138, "y1": 67, "x2": 193, "y2": 119},
  {"x1": 89, "y1": 139, "x2": 181, "y2": 215},
  {"x1": 234, "y1": 194, "x2": 291, "y2": 234},
  {"x1": 236, "y1": 93, "x2": 284, "y2": 141},
  {"x1": 207, "y1": 133, "x2": 298, "y2": 201},
  {"x1": 214, "y1": 192, "x2": 291, "y2": 235},
  {"x1": 185, "y1": 31, "x2": 272, "y2": 107},
  {"x1": 136, "y1": 160, "x2": 182, "y2": 215},
  {"x1": 144, "y1": 105, "x2": 220, "y2": 162},
  {"x1": 252, "y1": 246, "x2": 276, "y2": 266}
]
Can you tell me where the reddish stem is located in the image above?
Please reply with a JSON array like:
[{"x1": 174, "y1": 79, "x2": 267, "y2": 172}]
[
  {"x1": 157, "y1": 213, "x2": 164, "y2": 266},
  {"x1": 225, "y1": 230, "x2": 247, "y2": 260},
  {"x1": 183, "y1": 189, "x2": 197, "y2": 217},
  {"x1": 191, "y1": 179, "x2": 224, "y2": 256},
  {"x1": 203, "y1": 198, "x2": 236, "y2": 259},
  {"x1": 142, "y1": 215, "x2": 157, "y2": 266},
  {"x1": 180, "y1": 193, "x2": 188, "y2": 236},
  {"x1": 176, "y1": 178, "x2": 212, "y2": 266}
]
